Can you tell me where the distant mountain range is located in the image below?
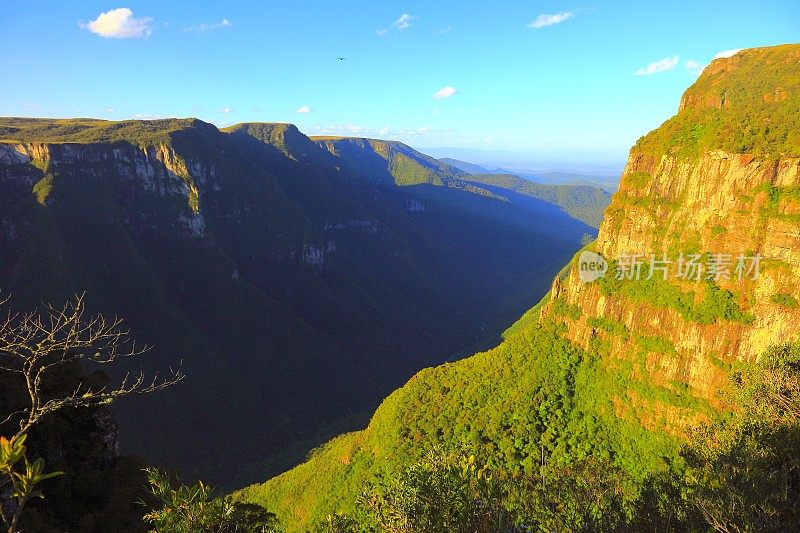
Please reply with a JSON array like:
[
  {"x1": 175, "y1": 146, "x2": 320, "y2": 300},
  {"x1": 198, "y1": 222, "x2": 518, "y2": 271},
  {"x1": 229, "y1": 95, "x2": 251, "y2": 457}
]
[
  {"x1": 0, "y1": 117, "x2": 603, "y2": 484},
  {"x1": 439, "y1": 157, "x2": 620, "y2": 192}
]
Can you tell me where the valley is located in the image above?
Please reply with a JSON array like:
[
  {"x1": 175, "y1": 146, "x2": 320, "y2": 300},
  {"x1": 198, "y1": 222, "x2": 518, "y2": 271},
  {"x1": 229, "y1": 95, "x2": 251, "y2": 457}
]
[
  {"x1": 1, "y1": 4, "x2": 797, "y2": 530},
  {"x1": 0, "y1": 118, "x2": 604, "y2": 485}
]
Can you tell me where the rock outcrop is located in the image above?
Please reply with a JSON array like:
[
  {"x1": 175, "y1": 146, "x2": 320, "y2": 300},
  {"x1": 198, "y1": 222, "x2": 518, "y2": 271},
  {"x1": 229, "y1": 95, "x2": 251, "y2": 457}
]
[{"x1": 542, "y1": 44, "x2": 800, "y2": 425}]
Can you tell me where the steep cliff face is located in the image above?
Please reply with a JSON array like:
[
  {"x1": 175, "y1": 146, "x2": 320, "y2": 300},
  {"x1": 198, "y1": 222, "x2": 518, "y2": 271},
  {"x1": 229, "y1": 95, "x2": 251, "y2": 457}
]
[
  {"x1": 543, "y1": 44, "x2": 800, "y2": 422},
  {"x1": 0, "y1": 118, "x2": 593, "y2": 485},
  {"x1": 4, "y1": 141, "x2": 206, "y2": 230}
]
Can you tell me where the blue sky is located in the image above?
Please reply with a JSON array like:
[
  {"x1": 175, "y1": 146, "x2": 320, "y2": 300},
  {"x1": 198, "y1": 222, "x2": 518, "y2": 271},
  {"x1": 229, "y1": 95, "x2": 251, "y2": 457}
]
[{"x1": 1, "y1": 1, "x2": 798, "y2": 164}]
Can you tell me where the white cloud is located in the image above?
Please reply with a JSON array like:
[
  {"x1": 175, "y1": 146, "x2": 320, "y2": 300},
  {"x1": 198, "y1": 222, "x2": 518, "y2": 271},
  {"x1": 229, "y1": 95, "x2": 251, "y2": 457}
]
[
  {"x1": 396, "y1": 14, "x2": 413, "y2": 30},
  {"x1": 376, "y1": 13, "x2": 415, "y2": 36},
  {"x1": 183, "y1": 18, "x2": 232, "y2": 33},
  {"x1": 83, "y1": 8, "x2": 152, "y2": 39},
  {"x1": 296, "y1": 105, "x2": 313, "y2": 114},
  {"x1": 305, "y1": 124, "x2": 451, "y2": 144},
  {"x1": 433, "y1": 86, "x2": 458, "y2": 100},
  {"x1": 219, "y1": 107, "x2": 234, "y2": 113},
  {"x1": 529, "y1": 11, "x2": 573, "y2": 29},
  {"x1": 714, "y1": 48, "x2": 743, "y2": 59},
  {"x1": 635, "y1": 55, "x2": 679, "y2": 76},
  {"x1": 685, "y1": 59, "x2": 704, "y2": 75},
  {"x1": 437, "y1": 27, "x2": 452, "y2": 35}
]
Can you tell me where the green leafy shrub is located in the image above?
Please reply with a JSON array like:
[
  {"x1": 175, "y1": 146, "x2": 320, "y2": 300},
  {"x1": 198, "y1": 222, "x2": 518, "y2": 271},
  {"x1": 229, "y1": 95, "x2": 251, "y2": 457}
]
[
  {"x1": 143, "y1": 468, "x2": 282, "y2": 533},
  {"x1": 625, "y1": 171, "x2": 651, "y2": 189},
  {"x1": 551, "y1": 298, "x2": 581, "y2": 320},
  {"x1": 358, "y1": 449, "x2": 507, "y2": 533},
  {"x1": 0, "y1": 434, "x2": 64, "y2": 533},
  {"x1": 771, "y1": 292, "x2": 799, "y2": 308}
]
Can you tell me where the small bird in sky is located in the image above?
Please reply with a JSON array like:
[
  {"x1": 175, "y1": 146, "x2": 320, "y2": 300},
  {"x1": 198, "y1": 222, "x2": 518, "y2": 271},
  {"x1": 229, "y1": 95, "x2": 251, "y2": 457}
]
[{"x1": 336, "y1": 57, "x2": 346, "y2": 61}]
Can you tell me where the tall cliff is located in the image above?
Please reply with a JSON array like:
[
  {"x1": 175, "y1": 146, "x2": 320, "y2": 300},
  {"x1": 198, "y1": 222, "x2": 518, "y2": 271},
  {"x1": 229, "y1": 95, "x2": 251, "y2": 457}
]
[
  {"x1": 238, "y1": 44, "x2": 800, "y2": 530},
  {"x1": 543, "y1": 44, "x2": 800, "y2": 421}
]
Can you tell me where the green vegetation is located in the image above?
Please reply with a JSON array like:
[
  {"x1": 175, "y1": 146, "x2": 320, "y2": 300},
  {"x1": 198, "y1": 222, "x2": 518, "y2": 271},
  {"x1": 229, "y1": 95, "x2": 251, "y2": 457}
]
[
  {"x1": 771, "y1": 292, "x2": 800, "y2": 308},
  {"x1": 143, "y1": 468, "x2": 282, "y2": 532},
  {"x1": 311, "y1": 136, "x2": 465, "y2": 187},
  {"x1": 309, "y1": 138, "x2": 608, "y2": 228},
  {"x1": 0, "y1": 435, "x2": 64, "y2": 533},
  {"x1": 655, "y1": 342, "x2": 800, "y2": 531},
  {"x1": 465, "y1": 173, "x2": 611, "y2": 228},
  {"x1": 0, "y1": 114, "x2": 590, "y2": 490},
  {"x1": 31, "y1": 176, "x2": 53, "y2": 205},
  {"x1": 625, "y1": 171, "x2": 651, "y2": 189},
  {"x1": 597, "y1": 261, "x2": 754, "y2": 324},
  {"x1": 635, "y1": 334, "x2": 677, "y2": 356},
  {"x1": 236, "y1": 317, "x2": 687, "y2": 529},
  {"x1": 3, "y1": 43, "x2": 799, "y2": 532},
  {"x1": 0, "y1": 117, "x2": 204, "y2": 146},
  {"x1": 634, "y1": 44, "x2": 800, "y2": 159},
  {"x1": 550, "y1": 298, "x2": 581, "y2": 320},
  {"x1": 389, "y1": 151, "x2": 446, "y2": 186},
  {"x1": 353, "y1": 449, "x2": 507, "y2": 532},
  {"x1": 239, "y1": 310, "x2": 800, "y2": 531},
  {"x1": 753, "y1": 182, "x2": 800, "y2": 222},
  {"x1": 587, "y1": 316, "x2": 630, "y2": 340},
  {"x1": 710, "y1": 224, "x2": 728, "y2": 236}
]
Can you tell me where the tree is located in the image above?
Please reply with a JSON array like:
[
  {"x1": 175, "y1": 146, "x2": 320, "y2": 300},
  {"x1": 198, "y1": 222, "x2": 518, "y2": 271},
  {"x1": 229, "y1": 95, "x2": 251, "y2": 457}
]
[
  {"x1": 309, "y1": 512, "x2": 362, "y2": 533},
  {"x1": 358, "y1": 448, "x2": 508, "y2": 533},
  {"x1": 0, "y1": 294, "x2": 183, "y2": 531},
  {"x1": 506, "y1": 457, "x2": 635, "y2": 532},
  {"x1": 0, "y1": 294, "x2": 183, "y2": 440},
  {"x1": 679, "y1": 342, "x2": 800, "y2": 532}
]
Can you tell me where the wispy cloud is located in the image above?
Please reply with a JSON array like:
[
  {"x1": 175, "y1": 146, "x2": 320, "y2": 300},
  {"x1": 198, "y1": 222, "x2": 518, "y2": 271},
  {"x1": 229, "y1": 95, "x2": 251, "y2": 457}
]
[
  {"x1": 183, "y1": 18, "x2": 232, "y2": 34},
  {"x1": 308, "y1": 123, "x2": 370, "y2": 136},
  {"x1": 397, "y1": 126, "x2": 432, "y2": 137},
  {"x1": 219, "y1": 107, "x2": 234, "y2": 113},
  {"x1": 295, "y1": 105, "x2": 313, "y2": 114},
  {"x1": 396, "y1": 14, "x2": 413, "y2": 30},
  {"x1": 685, "y1": 59, "x2": 703, "y2": 76},
  {"x1": 437, "y1": 26, "x2": 452, "y2": 35},
  {"x1": 305, "y1": 124, "x2": 454, "y2": 144},
  {"x1": 528, "y1": 11, "x2": 573, "y2": 29},
  {"x1": 714, "y1": 48, "x2": 743, "y2": 59},
  {"x1": 635, "y1": 55, "x2": 679, "y2": 76},
  {"x1": 433, "y1": 86, "x2": 458, "y2": 100},
  {"x1": 81, "y1": 8, "x2": 152, "y2": 39},
  {"x1": 376, "y1": 13, "x2": 415, "y2": 36}
]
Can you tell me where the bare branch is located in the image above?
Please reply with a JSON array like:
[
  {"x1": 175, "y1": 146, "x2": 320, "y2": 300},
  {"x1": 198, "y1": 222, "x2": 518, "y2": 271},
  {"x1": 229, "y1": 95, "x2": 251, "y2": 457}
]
[{"x1": 0, "y1": 293, "x2": 184, "y2": 439}]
